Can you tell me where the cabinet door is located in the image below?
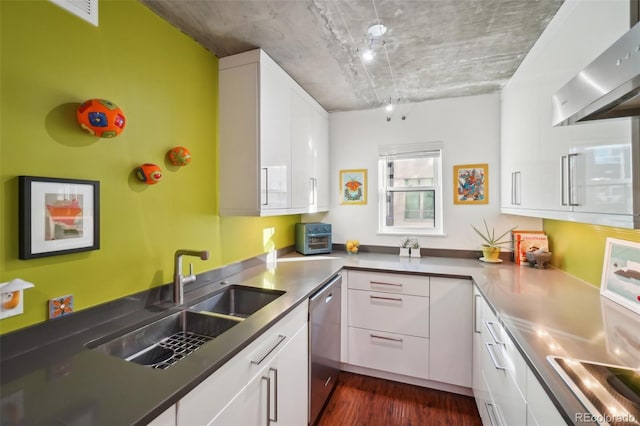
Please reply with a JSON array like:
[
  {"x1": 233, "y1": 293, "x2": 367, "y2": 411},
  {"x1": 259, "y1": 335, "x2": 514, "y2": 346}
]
[
  {"x1": 472, "y1": 287, "x2": 490, "y2": 426},
  {"x1": 211, "y1": 323, "x2": 308, "y2": 426},
  {"x1": 526, "y1": 367, "x2": 568, "y2": 425},
  {"x1": 260, "y1": 57, "x2": 291, "y2": 210},
  {"x1": 290, "y1": 89, "x2": 313, "y2": 211},
  {"x1": 311, "y1": 107, "x2": 329, "y2": 212},
  {"x1": 210, "y1": 364, "x2": 269, "y2": 426},
  {"x1": 268, "y1": 322, "x2": 309, "y2": 425},
  {"x1": 429, "y1": 278, "x2": 472, "y2": 387},
  {"x1": 148, "y1": 405, "x2": 176, "y2": 426},
  {"x1": 569, "y1": 120, "x2": 634, "y2": 216}
]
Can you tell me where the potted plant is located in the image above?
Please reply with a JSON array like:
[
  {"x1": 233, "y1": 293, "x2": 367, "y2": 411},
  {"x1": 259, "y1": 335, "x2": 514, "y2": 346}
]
[
  {"x1": 399, "y1": 237, "x2": 411, "y2": 257},
  {"x1": 409, "y1": 238, "x2": 421, "y2": 258},
  {"x1": 471, "y1": 220, "x2": 517, "y2": 262}
]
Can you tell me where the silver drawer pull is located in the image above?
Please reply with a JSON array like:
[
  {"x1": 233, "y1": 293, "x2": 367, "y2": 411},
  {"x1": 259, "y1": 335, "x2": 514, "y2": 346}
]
[
  {"x1": 262, "y1": 375, "x2": 271, "y2": 426},
  {"x1": 370, "y1": 334, "x2": 403, "y2": 343},
  {"x1": 486, "y1": 402, "x2": 503, "y2": 426},
  {"x1": 484, "y1": 320, "x2": 505, "y2": 345},
  {"x1": 370, "y1": 295, "x2": 403, "y2": 302},
  {"x1": 269, "y1": 367, "x2": 278, "y2": 422},
  {"x1": 370, "y1": 280, "x2": 402, "y2": 288},
  {"x1": 251, "y1": 335, "x2": 286, "y2": 365},
  {"x1": 485, "y1": 343, "x2": 506, "y2": 371}
]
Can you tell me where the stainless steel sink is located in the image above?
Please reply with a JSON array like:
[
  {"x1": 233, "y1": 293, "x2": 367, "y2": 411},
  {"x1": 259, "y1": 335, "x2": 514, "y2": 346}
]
[
  {"x1": 87, "y1": 310, "x2": 238, "y2": 369},
  {"x1": 189, "y1": 285, "x2": 285, "y2": 320}
]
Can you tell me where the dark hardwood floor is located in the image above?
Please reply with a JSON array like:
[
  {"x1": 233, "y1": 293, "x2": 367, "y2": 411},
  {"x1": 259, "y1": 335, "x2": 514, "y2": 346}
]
[{"x1": 317, "y1": 372, "x2": 483, "y2": 426}]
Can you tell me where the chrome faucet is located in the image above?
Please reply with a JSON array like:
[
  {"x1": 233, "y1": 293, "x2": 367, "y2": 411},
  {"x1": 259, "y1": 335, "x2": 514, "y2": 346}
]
[{"x1": 173, "y1": 249, "x2": 210, "y2": 305}]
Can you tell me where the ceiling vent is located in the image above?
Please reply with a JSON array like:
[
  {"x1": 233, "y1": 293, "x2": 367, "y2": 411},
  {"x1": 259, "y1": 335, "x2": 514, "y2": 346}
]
[{"x1": 49, "y1": 0, "x2": 98, "y2": 27}]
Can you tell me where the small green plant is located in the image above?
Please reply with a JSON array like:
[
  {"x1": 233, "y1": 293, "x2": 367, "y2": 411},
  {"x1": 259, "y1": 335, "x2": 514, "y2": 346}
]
[{"x1": 471, "y1": 220, "x2": 517, "y2": 248}]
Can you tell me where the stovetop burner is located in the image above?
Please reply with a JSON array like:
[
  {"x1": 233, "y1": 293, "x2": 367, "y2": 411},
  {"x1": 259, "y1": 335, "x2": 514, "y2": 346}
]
[{"x1": 548, "y1": 356, "x2": 640, "y2": 425}]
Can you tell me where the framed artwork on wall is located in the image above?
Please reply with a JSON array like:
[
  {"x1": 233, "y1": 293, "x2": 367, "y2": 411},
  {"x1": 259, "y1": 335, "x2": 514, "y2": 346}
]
[
  {"x1": 600, "y1": 237, "x2": 640, "y2": 314},
  {"x1": 19, "y1": 176, "x2": 100, "y2": 259},
  {"x1": 454, "y1": 163, "x2": 488, "y2": 204},
  {"x1": 340, "y1": 169, "x2": 367, "y2": 205}
]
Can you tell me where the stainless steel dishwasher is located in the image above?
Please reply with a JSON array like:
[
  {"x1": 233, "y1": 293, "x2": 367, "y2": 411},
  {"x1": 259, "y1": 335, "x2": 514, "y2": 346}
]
[{"x1": 309, "y1": 273, "x2": 342, "y2": 425}]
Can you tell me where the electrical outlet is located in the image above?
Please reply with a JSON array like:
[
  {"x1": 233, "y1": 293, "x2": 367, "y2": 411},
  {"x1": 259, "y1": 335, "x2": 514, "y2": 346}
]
[{"x1": 48, "y1": 295, "x2": 74, "y2": 319}]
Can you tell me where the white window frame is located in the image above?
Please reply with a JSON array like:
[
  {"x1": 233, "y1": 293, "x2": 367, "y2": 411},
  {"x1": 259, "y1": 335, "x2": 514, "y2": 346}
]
[{"x1": 378, "y1": 142, "x2": 444, "y2": 236}]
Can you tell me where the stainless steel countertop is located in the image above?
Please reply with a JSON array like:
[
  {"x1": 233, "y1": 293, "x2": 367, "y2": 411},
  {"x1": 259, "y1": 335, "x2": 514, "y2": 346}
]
[{"x1": 1, "y1": 252, "x2": 638, "y2": 425}]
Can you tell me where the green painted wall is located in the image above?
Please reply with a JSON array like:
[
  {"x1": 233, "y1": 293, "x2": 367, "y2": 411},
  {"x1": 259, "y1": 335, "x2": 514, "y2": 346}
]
[
  {"x1": 544, "y1": 219, "x2": 640, "y2": 286},
  {"x1": 0, "y1": 0, "x2": 300, "y2": 334}
]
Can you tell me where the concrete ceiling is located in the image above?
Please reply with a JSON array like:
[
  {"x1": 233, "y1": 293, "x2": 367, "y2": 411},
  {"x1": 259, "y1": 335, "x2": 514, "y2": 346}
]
[{"x1": 140, "y1": 0, "x2": 564, "y2": 112}]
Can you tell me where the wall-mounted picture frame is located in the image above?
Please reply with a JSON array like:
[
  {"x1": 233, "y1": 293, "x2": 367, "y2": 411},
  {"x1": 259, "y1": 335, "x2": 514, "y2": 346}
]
[
  {"x1": 340, "y1": 169, "x2": 367, "y2": 205},
  {"x1": 600, "y1": 237, "x2": 640, "y2": 314},
  {"x1": 454, "y1": 163, "x2": 488, "y2": 204},
  {"x1": 19, "y1": 176, "x2": 100, "y2": 259}
]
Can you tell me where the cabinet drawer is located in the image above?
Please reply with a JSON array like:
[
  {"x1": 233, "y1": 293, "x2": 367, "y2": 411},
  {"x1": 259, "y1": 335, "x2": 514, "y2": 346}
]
[
  {"x1": 347, "y1": 270, "x2": 429, "y2": 296},
  {"x1": 482, "y1": 319, "x2": 527, "y2": 392},
  {"x1": 482, "y1": 342, "x2": 526, "y2": 426},
  {"x1": 177, "y1": 302, "x2": 307, "y2": 425},
  {"x1": 348, "y1": 289, "x2": 429, "y2": 337},
  {"x1": 526, "y1": 367, "x2": 567, "y2": 425},
  {"x1": 482, "y1": 370, "x2": 526, "y2": 426},
  {"x1": 348, "y1": 327, "x2": 429, "y2": 379}
]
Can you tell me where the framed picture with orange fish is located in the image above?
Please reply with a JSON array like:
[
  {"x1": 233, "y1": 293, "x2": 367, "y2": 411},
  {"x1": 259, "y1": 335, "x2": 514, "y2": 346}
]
[
  {"x1": 340, "y1": 169, "x2": 367, "y2": 205},
  {"x1": 19, "y1": 176, "x2": 100, "y2": 259}
]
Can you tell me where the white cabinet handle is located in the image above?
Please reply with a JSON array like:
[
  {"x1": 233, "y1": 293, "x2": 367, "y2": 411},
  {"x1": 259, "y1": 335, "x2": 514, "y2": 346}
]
[
  {"x1": 251, "y1": 335, "x2": 286, "y2": 365},
  {"x1": 269, "y1": 367, "x2": 278, "y2": 423},
  {"x1": 485, "y1": 402, "x2": 503, "y2": 426},
  {"x1": 262, "y1": 375, "x2": 271, "y2": 426},
  {"x1": 567, "y1": 153, "x2": 579, "y2": 206},
  {"x1": 262, "y1": 168, "x2": 269, "y2": 206},
  {"x1": 485, "y1": 343, "x2": 506, "y2": 371},
  {"x1": 370, "y1": 333, "x2": 403, "y2": 343},
  {"x1": 370, "y1": 295, "x2": 402, "y2": 303},
  {"x1": 474, "y1": 294, "x2": 482, "y2": 334},
  {"x1": 483, "y1": 320, "x2": 504, "y2": 345},
  {"x1": 511, "y1": 171, "x2": 521, "y2": 205}
]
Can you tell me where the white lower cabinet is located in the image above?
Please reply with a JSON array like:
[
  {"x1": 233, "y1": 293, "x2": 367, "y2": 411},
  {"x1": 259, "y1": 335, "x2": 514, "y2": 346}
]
[
  {"x1": 345, "y1": 271, "x2": 473, "y2": 390},
  {"x1": 346, "y1": 270, "x2": 430, "y2": 379},
  {"x1": 473, "y1": 285, "x2": 566, "y2": 426},
  {"x1": 176, "y1": 302, "x2": 308, "y2": 425},
  {"x1": 210, "y1": 321, "x2": 308, "y2": 426},
  {"x1": 526, "y1": 368, "x2": 567, "y2": 426},
  {"x1": 429, "y1": 277, "x2": 472, "y2": 387},
  {"x1": 148, "y1": 404, "x2": 176, "y2": 426}
]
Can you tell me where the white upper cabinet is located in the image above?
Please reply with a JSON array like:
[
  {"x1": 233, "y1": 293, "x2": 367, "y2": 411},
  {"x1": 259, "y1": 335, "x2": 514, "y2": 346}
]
[
  {"x1": 500, "y1": 0, "x2": 639, "y2": 228},
  {"x1": 219, "y1": 49, "x2": 329, "y2": 216}
]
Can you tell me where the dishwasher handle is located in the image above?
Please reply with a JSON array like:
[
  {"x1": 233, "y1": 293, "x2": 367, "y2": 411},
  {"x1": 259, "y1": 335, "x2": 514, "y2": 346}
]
[{"x1": 310, "y1": 273, "x2": 341, "y2": 303}]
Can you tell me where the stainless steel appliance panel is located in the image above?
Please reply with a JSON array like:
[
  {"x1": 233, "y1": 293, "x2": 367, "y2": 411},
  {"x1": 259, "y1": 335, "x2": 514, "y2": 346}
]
[{"x1": 309, "y1": 273, "x2": 342, "y2": 425}]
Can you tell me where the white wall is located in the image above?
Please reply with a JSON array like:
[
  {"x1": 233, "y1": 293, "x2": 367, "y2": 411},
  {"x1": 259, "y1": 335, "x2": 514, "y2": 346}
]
[{"x1": 310, "y1": 93, "x2": 542, "y2": 251}]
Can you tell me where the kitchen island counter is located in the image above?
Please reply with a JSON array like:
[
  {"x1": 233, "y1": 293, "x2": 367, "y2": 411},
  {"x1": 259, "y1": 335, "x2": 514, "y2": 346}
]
[{"x1": 1, "y1": 251, "x2": 637, "y2": 425}]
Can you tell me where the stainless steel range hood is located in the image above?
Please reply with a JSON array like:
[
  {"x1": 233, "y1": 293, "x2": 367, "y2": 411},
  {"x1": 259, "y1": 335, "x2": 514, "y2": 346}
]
[{"x1": 552, "y1": 21, "x2": 640, "y2": 126}]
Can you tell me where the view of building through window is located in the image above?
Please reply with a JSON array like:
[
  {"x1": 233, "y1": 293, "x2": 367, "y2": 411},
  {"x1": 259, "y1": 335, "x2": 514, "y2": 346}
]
[{"x1": 379, "y1": 149, "x2": 442, "y2": 234}]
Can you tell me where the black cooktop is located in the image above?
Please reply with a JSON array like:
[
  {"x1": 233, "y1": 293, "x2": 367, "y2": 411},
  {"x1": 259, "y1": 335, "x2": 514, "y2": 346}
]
[{"x1": 548, "y1": 356, "x2": 640, "y2": 425}]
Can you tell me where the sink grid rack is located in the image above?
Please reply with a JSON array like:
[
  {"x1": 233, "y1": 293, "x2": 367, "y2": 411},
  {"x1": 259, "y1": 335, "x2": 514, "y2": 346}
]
[{"x1": 127, "y1": 331, "x2": 213, "y2": 370}]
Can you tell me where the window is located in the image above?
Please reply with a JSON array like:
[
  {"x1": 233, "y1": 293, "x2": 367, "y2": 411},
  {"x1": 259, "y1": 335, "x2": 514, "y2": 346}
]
[{"x1": 378, "y1": 143, "x2": 443, "y2": 235}]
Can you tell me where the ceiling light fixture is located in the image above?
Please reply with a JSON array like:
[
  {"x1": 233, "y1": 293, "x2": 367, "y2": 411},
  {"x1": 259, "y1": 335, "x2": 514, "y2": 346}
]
[{"x1": 367, "y1": 23, "x2": 387, "y2": 38}]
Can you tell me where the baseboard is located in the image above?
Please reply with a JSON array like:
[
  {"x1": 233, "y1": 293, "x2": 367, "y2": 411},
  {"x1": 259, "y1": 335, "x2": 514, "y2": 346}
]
[{"x1": 339, "y1": 363, "x2": 474, "y2": 397}]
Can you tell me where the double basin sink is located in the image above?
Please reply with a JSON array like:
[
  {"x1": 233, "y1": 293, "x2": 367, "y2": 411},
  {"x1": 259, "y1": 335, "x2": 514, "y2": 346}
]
[{"x1": 87, "y1": 285, "x2": 285, "y2": 369}]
